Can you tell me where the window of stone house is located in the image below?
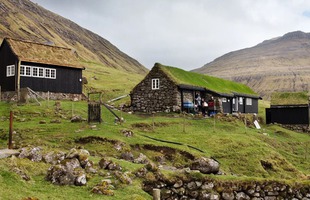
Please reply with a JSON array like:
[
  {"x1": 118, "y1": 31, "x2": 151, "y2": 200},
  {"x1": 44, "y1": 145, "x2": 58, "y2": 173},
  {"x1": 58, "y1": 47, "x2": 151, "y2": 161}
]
[
  {"x1": 222, "y1": 98, "x2": 227, "y2": 102},
  {"x1": 152, "y1": 78, "x2": 159, "y2": 90},
  {"x1": 239, "y1": 97, "x2": 243, "y2": 105},
  {"x1": 246, "y1": 98, "x2": 252, "y2": 105}
]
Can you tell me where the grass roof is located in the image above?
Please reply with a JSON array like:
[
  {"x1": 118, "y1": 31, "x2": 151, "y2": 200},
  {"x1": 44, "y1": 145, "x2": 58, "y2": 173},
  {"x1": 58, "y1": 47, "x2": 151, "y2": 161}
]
[
  {"x1": 5, "y1": 38, "x2": 85, "y2": 69},
  {"x1": 156, "y1": 63, "x2": 257, "y2": 96},
  {"x1": 271, "y1": 92, "x2": 309, "y2": 105}
]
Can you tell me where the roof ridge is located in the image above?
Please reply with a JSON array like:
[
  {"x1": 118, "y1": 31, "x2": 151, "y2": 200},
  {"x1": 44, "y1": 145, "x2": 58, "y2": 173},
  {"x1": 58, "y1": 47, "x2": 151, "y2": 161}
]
[{"x1": 5, "y1": 37, "x2": 73, "y2": 51}]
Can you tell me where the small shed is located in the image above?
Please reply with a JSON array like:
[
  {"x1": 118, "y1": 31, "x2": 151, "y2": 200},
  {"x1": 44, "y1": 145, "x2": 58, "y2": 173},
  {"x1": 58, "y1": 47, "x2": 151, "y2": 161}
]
[
  {"x1": 266, "y1": 92, "x2": 310, "y2": 125},
  {"x1": 0, "y1": 38, "x2": 85, "y2": 99},
  {"x1": 130, "y1": 63, "x2": 260, "y2": 113}
]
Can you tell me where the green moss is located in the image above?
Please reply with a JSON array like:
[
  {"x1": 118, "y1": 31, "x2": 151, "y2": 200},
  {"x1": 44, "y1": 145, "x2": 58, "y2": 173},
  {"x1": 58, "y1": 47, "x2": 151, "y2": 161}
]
[
  {"x1": 156, "y1": 63, "x2": 257, "y2": 96},
  {"x1": 271, "y1": 91, "x2": 309, "y2": 105}
]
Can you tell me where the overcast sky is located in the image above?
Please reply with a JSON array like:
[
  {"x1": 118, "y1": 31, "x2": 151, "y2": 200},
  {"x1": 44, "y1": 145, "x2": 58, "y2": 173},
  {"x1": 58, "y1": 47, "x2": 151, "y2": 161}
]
[{"x1": 31, "y1": 0, "x2": 310, "y2": 70}]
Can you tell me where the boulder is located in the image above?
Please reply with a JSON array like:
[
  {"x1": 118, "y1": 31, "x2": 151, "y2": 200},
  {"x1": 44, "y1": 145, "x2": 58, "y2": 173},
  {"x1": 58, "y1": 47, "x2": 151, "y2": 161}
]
[
  {"x1": 91, "y1": 180, "x2": 114, "y2": 196},
  {"x1": 46, "y1": 164, "x2": 76, "y2": 185},
  {"x1": 98, "y1": 158, "x2": 122, "y2": 171},
  {"x1": 222, "y1": 192, "x2": 235, "y2": 200},
  {"x1": 43, "y1": 151, "x2": 65, "y2": 165},
  {"x1": 114, "y1": 171, "x2": 132, "y2": 185},
  {"x1": 145, "y1": 162, "x2": 158, "y2": 172},
  {"x1": 134, "y1": 167, "x2": 148, "y2": 178},
  {"x1": 66, "y1": 148, "x2": 90, "y2": 168},
  {"x1": 70, "y1": 115, "x2": 84, "y2": 123},
  {"x1": 235, "y1": 192, "x2": 250, "y2": 200},
  {"x1": 134, "y1": 153, "x2": 149, "y2": 164},
  {"x1": 120, "y1": 151, "x2": 134, "y2": 162},
  {"x1": 99, "y1": 158, "x2": 112, "y2": 169},
  {"x1": 19, "y1": 146, "x2": 42, "y2": 162},
  {"x1": 189, "y1": 157, "x2": 220, "y2": 174},
  {"x1": 121, "y1": 129, "x2": 134, "y2": 137},
  {"x1": 46, "y1": 158, "x2": 87, "y2": 186}
]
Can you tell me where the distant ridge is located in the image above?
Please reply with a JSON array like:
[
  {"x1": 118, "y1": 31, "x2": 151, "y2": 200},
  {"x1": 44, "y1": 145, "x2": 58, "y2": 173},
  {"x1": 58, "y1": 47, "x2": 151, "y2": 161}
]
[
  {"x1": 0, "y1": 0, "x2": 148, "y2": 74},
  {"x1": 193, "y1": 31, "x2": 310, "y2": 99}
]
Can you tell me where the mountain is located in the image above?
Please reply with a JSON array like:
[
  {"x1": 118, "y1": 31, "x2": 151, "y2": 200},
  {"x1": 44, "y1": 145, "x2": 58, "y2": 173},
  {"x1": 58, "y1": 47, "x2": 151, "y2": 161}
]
[
  {"x1": 0, "y1": 0, "x2": 148, "y2": 74},
  {"x1": 193, "y1": 31, "x2": 310, "y2": 99}
]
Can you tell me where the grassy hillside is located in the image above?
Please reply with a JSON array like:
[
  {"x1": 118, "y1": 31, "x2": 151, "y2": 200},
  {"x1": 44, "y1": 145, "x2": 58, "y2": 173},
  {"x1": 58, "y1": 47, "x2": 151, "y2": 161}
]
[
  {"x1": 0, "y1": 100, "x2": 309, "y2": 199},
  {"x1": 194, "y1": 31, "x2": 310, "y2": 99},
  {"x1": 82, "y1": 61, "x2": 145, "y2": 103}
]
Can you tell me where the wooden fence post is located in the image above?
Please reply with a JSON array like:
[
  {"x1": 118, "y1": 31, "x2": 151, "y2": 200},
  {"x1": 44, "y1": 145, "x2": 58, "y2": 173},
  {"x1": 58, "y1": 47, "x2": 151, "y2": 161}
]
[
  {"x1": 8, "y1": 111, "x2": 13, "y2": 149},
  {"x1": 152, "y1": 188, "x2": 160, "y2": 200}
]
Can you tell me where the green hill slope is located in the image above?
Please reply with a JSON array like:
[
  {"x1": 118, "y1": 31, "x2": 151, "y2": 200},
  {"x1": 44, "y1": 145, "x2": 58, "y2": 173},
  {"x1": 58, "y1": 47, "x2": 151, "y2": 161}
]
[{"x1": 0, "y1": 101, "x2": 308, "y2": 199}]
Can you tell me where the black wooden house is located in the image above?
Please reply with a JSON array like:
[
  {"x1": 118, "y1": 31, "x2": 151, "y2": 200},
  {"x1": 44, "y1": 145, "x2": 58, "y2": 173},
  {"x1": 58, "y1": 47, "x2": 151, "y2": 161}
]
[
  {"x1": 266, "y1": 92, "x2": 310, "y2": 125},
  {"x1": 0, "y1": 38, "x2": 85, "y2": 97}
]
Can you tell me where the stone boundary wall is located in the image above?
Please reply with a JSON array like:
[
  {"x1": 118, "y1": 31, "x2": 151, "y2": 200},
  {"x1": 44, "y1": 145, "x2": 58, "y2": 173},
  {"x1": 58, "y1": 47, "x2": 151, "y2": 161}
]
[
  {"x1": 1, "y1": 91, "x2": 84, "y2": 102},
  {"x1": 143, "y1": 177, "x2": 310, "y2": 200},
  {"x1": 282, "y1": 124, "x2": 310, "y2": 134}
]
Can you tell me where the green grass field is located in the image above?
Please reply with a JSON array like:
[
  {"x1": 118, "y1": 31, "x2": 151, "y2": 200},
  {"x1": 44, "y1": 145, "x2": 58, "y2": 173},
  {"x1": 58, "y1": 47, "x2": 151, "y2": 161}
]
[{"x1": 0, "y1": 100, "x2": 309, "y2": 199}]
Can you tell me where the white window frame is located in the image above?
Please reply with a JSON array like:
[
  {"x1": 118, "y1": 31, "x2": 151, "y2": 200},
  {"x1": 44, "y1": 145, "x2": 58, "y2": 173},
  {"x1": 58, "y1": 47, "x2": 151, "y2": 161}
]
[
  {"x1": 232, "y1": 98, "x2": 235, "y2": 104},
  {"x1": 239, "y1": 97, "x2": 243, "y2": 105},
  {"x1": 20, "y1": 65, "x2": 31, "y2": 77},
  {"x1": 222, "y1": 98, "x2": 227, "y2": 103},
  {"x1": 45, "y1": 68, "x2": 51, "y2": 78},
  {"x1": 20, "y1": 65, "x2": 25, "y2": 76},
  {"x1": 246, "y1": 98, "x2": 252, "y2": 106},
  {"x1": 19, "y1": 65, "x2": 56, "y2": 79},
  {"x1": 152, "y1": 78, "x2": 159, "y2": 90},
  {"x1": 6, "y1": 65, "x2": 15, "y2": 77},
  {"x1": 38, "y1": 67, "x2": 45, "y2": 78},
  {"x1": 32, "y1": 67, "x2": 39, "y2": 77},
  {"x1": 50, "y1": 69, "x2": 56, "y2": 79}
]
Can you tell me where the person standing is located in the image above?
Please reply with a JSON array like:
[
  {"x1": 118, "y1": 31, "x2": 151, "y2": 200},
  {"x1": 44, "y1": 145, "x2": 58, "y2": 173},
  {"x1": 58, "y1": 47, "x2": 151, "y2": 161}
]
[{"x1": 201, "y1": 98, "x2": 208, "y2": 116}]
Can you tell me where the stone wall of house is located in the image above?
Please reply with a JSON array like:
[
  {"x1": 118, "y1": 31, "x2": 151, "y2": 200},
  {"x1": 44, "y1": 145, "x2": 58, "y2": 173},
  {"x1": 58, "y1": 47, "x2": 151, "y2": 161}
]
[
  {"x1": 143, "y1": 177, "x2": 310, "y2": 200},
  {"x1": 131, "y1": 66, "x2": 179, "y2": 113}
]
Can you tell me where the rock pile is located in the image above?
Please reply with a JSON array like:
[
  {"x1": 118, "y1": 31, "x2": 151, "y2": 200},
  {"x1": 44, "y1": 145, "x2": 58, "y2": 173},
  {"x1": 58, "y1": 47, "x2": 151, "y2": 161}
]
[{"x1": 45, "y1": 148, "x2": 92, "y2": 186}]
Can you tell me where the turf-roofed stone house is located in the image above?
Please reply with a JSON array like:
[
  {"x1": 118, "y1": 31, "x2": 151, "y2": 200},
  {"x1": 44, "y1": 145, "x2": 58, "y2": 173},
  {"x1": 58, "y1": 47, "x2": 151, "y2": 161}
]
[
  {"x1": 0, "y1": 38, "x2": 85, "y2": 100},
  {"x1": 266, "y1": 92, "x2": 310, "y2": 125},
  {"x1": 131, "y1": 63, "x2": 260, "y2": 113}
]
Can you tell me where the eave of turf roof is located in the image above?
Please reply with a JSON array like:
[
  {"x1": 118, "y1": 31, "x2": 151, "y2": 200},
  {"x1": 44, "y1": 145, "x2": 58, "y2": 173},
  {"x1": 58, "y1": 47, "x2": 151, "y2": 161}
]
[
  {"x1": 271, "y1": 92, "x2": 309, "y2": 105},
  {"x1": 156, "y1": 63, "x2": 257, "y2": 97}
]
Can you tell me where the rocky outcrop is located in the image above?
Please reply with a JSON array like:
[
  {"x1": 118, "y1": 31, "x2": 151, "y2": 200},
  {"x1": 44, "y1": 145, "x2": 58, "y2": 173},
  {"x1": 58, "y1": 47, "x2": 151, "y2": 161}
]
[
  {"x1": 189, "y1": 157, "x2": 220, "y2": 174},
  {"x1": 143, "y1": 177, "x2": 310, "y2": 200}
]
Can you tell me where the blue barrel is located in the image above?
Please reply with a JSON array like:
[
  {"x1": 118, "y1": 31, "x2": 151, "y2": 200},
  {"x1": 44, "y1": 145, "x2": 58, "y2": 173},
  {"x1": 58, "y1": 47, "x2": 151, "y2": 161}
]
[{"x1": 183, "y1": 101, "x2": 194, "y2": 108}]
